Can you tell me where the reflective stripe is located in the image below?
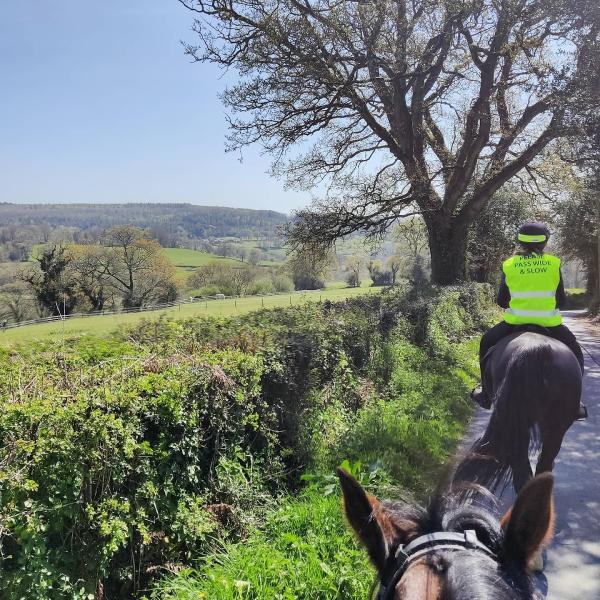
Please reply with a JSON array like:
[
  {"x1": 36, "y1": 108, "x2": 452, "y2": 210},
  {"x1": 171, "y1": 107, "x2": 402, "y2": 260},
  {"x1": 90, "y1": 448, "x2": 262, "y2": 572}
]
[
  {"x1": 506, "y1": 308, "x2": 560, "y2": 318},
  {"x1": 510, "y1": 290, "x2": 555, "y2": 298},
  {"x1": 518, "y1": 233, "x2": 547, "y2": 243}
]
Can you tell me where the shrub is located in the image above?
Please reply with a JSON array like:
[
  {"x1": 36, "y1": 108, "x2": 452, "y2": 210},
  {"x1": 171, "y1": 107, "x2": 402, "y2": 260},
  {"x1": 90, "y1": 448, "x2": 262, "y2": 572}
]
[
  {"x1": 0, "y1": 284, "x2": 495, "y2": 599},
  {"x1": 248, "y1": 277, "x2": 276, "y2": 295},
  {"x1": 191, "y1": 284, "x2": 222, "y2": 297},
  {"x1": 345, "y1": 271, "x2": 360, "y2": 288},
  {"x1": 271, "y1": 273, "x2": 294, "y2": 293}
]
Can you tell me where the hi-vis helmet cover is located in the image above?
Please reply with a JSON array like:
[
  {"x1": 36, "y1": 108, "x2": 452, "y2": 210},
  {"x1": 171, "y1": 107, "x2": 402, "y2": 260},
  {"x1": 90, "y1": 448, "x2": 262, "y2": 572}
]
[{"x1": 517, "y1": 221, "x2": 550, "y2": 244}]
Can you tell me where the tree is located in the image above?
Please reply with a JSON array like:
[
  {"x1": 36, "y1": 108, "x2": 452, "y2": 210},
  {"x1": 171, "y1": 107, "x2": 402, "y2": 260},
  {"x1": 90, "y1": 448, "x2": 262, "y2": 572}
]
[
  {"x1": 97, "y1": 227, "x2": 179, "y2": 308},
  {"x1": 230, "y1": 265, "x2": 257, "y2": 295},
  {"x1": 287, "y1": 248, "x2": 335, "y2": 289},
  {"x1": 69, "y1": 245, "x2": 113, "y2": 311},
  {"x1": 18, "y1": 245, "x2": 78, "y2": 316},
  {"x1": 0, "y1": 282, "x2": 32, "y2": 323},
  {"x1": 367, "y1": 259, "x2": 392, "y2": 286},
  {"x1": 345, "y1": 255, "x2": 364, "y2": 288},
  {"x1": 556, "y1": 183, "x2": 599, "y2": 301},
  {"x1": 248, "y1": 248, "x2": 262, "y2": 266},
  {"x1": 181, "y1": 0, "x2": 600, "y2": 283},
  {"x1": 387, "y1": 255, "x2": 403, "y2": 286},
  {"x1": 394, "y1": 218, "x2": 429, "y2": 260},
  {"x1": 467, "y1": 187, "x2": 534, "y2": 284}
]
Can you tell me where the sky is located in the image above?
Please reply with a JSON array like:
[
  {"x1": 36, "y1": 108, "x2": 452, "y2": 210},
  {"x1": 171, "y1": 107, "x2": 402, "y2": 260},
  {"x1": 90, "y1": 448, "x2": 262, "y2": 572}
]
[{"x1": 0, "y1": 1, "x2": 310, "y2": 214}]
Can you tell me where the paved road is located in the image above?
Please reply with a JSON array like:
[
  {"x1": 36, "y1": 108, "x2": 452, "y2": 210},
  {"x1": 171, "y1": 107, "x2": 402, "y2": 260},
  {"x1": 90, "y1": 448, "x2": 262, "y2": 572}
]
[{"x1": 464, "y1": 312, "x2": 600, "y2": 599}]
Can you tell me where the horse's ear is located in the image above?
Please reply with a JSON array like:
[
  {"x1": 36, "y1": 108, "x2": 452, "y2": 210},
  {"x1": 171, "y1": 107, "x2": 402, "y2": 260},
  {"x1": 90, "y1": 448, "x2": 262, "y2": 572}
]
[
  {"x1": 337, "y1": 467, "x2": 406, "y2": 571},
  {"x1": 501, "y1": 473, "x2": 555, "y2": 569}
]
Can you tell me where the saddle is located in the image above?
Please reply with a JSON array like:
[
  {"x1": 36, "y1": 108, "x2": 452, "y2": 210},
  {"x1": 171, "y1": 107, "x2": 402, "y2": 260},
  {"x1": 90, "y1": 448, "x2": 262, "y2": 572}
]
[{"x1": 481, "y1": 324, "x2": 551, "y2": 365}]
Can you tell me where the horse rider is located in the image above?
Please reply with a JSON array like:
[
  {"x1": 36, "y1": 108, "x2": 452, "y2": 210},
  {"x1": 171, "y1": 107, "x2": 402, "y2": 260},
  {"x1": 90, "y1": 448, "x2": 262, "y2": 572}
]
[{"x1": 471, "y1": 221, "x2": 587, "y2": 418}]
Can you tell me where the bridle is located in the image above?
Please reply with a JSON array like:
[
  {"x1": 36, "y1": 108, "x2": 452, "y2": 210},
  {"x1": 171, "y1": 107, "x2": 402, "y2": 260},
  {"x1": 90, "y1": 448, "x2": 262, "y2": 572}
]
[{"x1": 376, "y1": 530, "x2": 497, "y2": 600}]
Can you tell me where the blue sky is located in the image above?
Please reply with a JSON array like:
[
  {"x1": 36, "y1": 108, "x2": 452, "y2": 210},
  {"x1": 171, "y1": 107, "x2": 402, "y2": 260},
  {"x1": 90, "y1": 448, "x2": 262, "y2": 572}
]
[{"x1": 0, "y1": 1, "x2": 309, "y2": 214}]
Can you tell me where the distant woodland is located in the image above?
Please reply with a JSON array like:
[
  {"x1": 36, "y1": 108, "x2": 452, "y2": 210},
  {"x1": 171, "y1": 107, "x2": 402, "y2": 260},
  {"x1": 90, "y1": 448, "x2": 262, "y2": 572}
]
[{"x1": 0, "y1": 203, "x2": 288, "y2": 245}]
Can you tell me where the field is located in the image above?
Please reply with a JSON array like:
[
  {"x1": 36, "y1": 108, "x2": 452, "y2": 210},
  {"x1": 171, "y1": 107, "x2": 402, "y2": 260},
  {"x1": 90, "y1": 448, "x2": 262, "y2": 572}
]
[
  {"x1": 0, "y1": 285, "x2": 380, "y2": 346},
  {"x1": 162, "y1": 247, "x2": 242, "y2": 269}
]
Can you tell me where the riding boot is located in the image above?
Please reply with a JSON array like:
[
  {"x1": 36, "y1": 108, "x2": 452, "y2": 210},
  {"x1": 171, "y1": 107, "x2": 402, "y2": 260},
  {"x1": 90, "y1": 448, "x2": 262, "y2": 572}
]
[{"x1": 470, "y1": 385, "x2": 492, "y2": 410}]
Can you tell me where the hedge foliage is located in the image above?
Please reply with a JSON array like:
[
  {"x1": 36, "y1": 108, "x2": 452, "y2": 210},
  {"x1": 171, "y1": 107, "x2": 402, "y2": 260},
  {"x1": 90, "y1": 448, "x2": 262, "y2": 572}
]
[{"x1": 0, "y1": 283, "x2": 497, "y2": 599}]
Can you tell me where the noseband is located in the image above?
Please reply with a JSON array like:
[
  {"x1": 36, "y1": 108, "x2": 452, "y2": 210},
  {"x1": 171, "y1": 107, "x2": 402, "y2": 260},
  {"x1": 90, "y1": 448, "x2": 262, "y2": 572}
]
[{"x1": 376, "y1": 530, "x2": 496, "y2": 600}]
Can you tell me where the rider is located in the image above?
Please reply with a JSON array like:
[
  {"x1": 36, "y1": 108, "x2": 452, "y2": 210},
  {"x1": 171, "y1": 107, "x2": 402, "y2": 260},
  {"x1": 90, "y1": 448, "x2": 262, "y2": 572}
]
[{"x1": 471, "y1": 221, "x2": 586, "y2": 415}]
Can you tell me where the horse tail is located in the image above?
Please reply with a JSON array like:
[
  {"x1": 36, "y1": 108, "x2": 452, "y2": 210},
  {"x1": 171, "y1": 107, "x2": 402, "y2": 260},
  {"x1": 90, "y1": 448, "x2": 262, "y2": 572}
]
[{"x1": 455, "y1": 344, "x2": 552, "y2": 493}]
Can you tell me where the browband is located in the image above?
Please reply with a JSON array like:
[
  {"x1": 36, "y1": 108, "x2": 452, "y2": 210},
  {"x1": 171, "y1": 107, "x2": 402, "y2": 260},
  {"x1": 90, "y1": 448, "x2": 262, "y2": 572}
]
[{"x1": 376, "y1": 530, "x2": 496, "y2": 600}]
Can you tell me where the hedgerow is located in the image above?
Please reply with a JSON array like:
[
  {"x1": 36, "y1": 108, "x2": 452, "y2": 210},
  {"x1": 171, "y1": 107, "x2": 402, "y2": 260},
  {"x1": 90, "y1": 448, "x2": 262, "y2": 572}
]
[{"x1": 0, "y1": 284, "x2": 496, "y2": 599}]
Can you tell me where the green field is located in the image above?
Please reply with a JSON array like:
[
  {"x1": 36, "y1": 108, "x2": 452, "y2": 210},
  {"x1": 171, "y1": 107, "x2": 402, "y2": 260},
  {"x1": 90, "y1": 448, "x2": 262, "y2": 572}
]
[
  {"x1": 0, "y1": 286, "x2": 380, "y2": 346},
  {"x1": 163, "y1": 247, "x2": 242, "y2": 269}
]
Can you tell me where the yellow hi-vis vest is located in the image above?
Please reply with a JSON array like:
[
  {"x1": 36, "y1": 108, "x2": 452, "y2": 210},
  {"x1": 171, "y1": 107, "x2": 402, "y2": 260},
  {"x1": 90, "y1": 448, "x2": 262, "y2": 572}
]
[{"x1": 502, "y1": 253, "x2": 562, "y2": 326}]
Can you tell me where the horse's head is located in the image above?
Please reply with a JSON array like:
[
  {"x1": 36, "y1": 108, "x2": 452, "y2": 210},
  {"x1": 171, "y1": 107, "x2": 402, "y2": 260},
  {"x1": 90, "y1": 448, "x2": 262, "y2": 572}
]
[{"x1": 338, "y1": 468, "x2": 554, "y2": 600}]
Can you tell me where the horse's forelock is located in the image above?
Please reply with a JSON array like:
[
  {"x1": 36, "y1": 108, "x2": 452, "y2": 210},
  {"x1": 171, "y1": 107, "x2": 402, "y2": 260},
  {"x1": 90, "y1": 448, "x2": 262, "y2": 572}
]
[{"x1": 381, "y1": 494, "x2": 538, "y2": 600}]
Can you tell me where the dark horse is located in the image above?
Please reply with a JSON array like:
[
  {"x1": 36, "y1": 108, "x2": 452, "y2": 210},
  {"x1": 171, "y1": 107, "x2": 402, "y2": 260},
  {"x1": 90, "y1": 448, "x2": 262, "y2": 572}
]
[
  {"x1": 457, "y1": 329, "x2": 582, "y2": 493},
  {"x1": 338, "y1": 467, "x2": 554, "y2": 599}
]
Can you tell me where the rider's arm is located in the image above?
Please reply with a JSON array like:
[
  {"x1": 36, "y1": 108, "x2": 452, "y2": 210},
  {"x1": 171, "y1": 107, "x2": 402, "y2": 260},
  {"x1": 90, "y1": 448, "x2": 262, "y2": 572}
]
[
  {"x1": 556, "y1": 270, "x2": 566, "y2": 309},
  {"x1": 497, "y1": 274, "x2": 510, "y2": 308}
]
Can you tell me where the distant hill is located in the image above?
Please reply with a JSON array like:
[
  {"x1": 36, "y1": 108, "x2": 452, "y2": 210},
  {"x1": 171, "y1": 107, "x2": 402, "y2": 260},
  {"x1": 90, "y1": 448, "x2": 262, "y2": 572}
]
[{"x1": 0, "y1": 203, "x2": 289, "y2": 239}]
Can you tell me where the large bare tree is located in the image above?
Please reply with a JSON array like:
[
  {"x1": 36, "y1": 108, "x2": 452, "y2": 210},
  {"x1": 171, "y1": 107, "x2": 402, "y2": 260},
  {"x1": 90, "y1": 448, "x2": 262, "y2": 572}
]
[{"x1": 181, "y1": 0, "x2": 599, "y2": 283}]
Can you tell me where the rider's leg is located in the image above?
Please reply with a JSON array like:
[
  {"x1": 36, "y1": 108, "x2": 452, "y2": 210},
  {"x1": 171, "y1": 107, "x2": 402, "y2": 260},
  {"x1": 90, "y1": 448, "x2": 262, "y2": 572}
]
[
  {"x1": 545, "y1": 324, "x2": 584, "y2": 373},
  {"x1": 479, "y1": 321, "x2": 516, "y2": 366}
]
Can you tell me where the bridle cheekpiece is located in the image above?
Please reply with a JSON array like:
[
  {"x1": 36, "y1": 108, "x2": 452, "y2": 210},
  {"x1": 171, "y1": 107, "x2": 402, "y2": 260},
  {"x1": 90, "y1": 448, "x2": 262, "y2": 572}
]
[{"x1": 376, "y1": 530, "x2": 497, "y2": 600}]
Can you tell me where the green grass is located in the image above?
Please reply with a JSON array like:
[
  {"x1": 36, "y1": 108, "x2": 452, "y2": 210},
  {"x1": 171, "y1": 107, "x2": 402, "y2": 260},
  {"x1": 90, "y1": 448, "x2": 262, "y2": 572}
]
[
  {"x1": 153, "y1": 492, "x2": 373, "y2": 600},
  {"x1": 0, "y1": 286, "x2": 380, "y2": 347},
  {"x1": 163, "y1": 248, "x2": 242, "y2": 268},
  {"x1": 163, "y1": 248, "x2": 281, "y2": 274}
]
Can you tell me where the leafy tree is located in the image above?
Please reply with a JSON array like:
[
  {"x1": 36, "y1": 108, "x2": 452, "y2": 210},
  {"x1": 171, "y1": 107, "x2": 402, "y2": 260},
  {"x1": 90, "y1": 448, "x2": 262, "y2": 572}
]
[
  {"x1": 18, "y1": 245, "x2": 78, "y2": 316},
  {"x1": 467, "y1": 188, "x2": 533, "y2": 284},
  {"x1": 287, "y1": 248, "x2": 335, "y2": 290},
  {"x1": 556, "y1": 184, "x2": 599, "y2": 301},
  {"x1": 98, "y1": 227, "x2": 179, "y2": 308},
  {"x1": 367, "y1": 259, "x2": 391, "y2": 286},
  {"x1": 345, "y1": 255, "x2": 364, "y2": 288},
  {"x1": 181, "y1": 0, "x2": 600, "y2": 283}
]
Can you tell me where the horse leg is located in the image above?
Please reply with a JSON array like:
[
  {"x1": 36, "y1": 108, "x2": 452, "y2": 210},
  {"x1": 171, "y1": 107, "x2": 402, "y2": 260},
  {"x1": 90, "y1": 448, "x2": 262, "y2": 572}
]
[
  {"x1": 511, "y1": 452, "x2": 533, "y2": 493},
  {"x1": 535, "y1": 424, "x2": 569, "y2": 476}
]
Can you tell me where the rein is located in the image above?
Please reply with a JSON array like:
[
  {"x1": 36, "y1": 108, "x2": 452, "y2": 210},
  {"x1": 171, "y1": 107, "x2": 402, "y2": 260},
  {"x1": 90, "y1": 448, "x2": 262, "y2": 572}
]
[{"x1": 376, "y1": 530, "x2": 496, "y2": 600}]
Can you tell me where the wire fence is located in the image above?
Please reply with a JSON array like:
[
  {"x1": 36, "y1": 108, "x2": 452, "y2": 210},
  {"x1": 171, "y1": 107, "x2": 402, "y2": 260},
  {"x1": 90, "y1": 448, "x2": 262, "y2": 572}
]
[
  {"x1": 0, "y1": 291, "x2": 326, "y2": 331},
  {"x1": 0, "y1": 295, "x2": 235, "y2": 331}
]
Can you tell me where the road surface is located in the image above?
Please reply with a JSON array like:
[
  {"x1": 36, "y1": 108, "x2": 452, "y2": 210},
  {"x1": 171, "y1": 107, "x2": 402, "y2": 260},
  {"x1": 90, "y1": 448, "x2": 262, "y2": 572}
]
[{"x1": 464, "y1": 312, "x2": 600, "y2": 599}]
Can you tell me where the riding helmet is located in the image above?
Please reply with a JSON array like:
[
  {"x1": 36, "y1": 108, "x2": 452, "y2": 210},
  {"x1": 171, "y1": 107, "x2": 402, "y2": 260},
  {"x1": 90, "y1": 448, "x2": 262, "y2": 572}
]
[{"x1": 517, "y1": 221, "x2": 550, "y2": 245}]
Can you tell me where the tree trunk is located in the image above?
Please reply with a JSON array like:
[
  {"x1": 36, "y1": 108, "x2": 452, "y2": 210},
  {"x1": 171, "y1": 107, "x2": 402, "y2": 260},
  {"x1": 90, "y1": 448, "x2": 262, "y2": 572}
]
[{"x1": 425, "y1": 216, "x2": 469, "y2": 285}]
